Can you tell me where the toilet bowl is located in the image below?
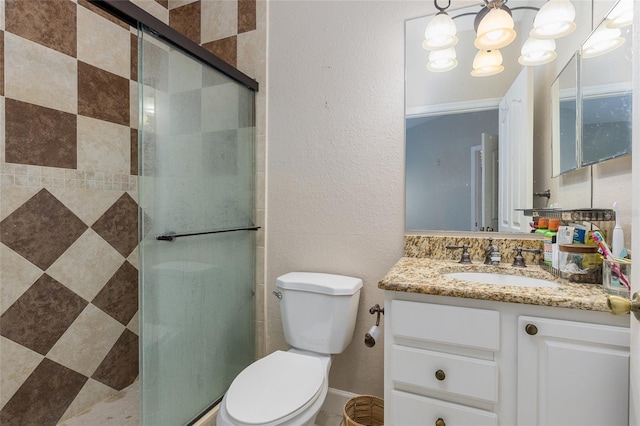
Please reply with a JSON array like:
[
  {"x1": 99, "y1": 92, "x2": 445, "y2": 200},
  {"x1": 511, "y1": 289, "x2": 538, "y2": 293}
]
[
  {"x1": 217, "y1": 272, "x2": 362, "y2": 426},
  {"x1": 216, "y1": 349, "x2": 331, "y2": 426}
]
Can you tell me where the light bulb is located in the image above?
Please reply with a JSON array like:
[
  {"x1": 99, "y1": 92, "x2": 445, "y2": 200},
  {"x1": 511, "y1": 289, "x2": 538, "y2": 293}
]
[
  {"x1": 582, "y1": 26, "x2": 624, "y2": 58},
  {"x1": 606, "y1": 0, "x2": 633, "y2": 28},
  {"x1": 427, "y1": 47, "x2": 458, "y2": 72},
  {"x1": 530, "y1": 0, "x2": 576, "y2": 39},
  {"x1": 474, "y1": 7, "x2": 516, "y2": 50},
  {"x1": 518, "y1": 37, "x2": 557, "y2": 66},
  {"x1": 471, "y1": 50, "x2": 504, "y2": 77},
  {"x1": 423, "y1": 12, "x2": 458, "y2": 50}
]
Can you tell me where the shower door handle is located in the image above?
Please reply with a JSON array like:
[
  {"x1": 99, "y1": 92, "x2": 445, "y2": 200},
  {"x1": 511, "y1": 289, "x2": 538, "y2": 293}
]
[{"x1": 157, "y1": 226, "x2": 260, "y2": 241}]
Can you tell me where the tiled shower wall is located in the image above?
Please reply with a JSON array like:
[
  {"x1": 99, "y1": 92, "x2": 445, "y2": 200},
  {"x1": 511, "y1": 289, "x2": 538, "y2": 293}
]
[{"x1": 0, "y1": 0, "x2": 266, "y2": 424}]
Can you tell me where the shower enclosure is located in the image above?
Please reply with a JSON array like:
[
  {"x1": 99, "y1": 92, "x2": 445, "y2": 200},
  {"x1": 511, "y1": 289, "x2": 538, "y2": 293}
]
[{"x1": 137, "y1": 22, "x2": 257, "y2": 426}]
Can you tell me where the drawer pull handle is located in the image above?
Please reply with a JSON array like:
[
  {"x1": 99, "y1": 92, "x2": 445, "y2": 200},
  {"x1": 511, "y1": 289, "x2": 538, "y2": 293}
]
[
  {"x1": 435, "y1": 369, "x2": 446, "y2": 381},
  {"x1": 435, "y1": 418, "x2": 446, "y2": 426},
  {"x1": 525, "y1": 324, "x2": 538, "y2": 335}
]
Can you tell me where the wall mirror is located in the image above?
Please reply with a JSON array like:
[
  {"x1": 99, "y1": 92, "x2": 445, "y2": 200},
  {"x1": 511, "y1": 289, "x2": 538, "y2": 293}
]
[
  {"x1": 580, "y1": 0, "x2": 633, "y2": 167},
  {"x1": 405, "y1": 0, "x2": 594, "y2": 232},
  {"x1": 551, "y1": 52, "x2": 579, "y2": 177}
]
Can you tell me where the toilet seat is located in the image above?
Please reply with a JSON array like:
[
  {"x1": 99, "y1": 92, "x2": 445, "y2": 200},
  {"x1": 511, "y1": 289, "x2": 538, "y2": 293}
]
[{"x1": 225, "y1": 350, "x2": 325, "y2": 425}]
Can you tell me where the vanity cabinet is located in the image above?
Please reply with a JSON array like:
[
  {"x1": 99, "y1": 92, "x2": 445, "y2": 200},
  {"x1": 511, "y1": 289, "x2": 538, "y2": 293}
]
[
  {"x1": 517, "y1": 316, "x2": 630, "y2": 425},
  {"x1": 384, "y1": 293, "x2": 630, "y2": 426}
]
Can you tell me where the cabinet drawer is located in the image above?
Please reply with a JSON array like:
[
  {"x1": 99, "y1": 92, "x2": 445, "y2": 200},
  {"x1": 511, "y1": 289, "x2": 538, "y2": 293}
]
[
  {"x1": 391, "y1": 300, "x2": 499, "y2": 350},
  {"x1": 390, "y1": 390, "x2": 498, "y2": 426},
  {"x1": 391, "y1": 345, "x2": 498, "y2": 402}
]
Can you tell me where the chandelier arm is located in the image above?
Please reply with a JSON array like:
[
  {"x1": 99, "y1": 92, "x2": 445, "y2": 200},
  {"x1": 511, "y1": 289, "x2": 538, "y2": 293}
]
[
  {"x1": 451, "y1": 12, "x2": 480, "y2": 20},
  {"x1": 509, "y1": 6, "x2": 540, "y2": 12},
  {"x1": 434, "y1": 0, "x2": 451, "y2": 13}
]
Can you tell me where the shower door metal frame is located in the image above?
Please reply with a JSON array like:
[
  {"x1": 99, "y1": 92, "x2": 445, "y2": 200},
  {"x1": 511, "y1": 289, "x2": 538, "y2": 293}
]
[{"x1": 88, "y1": 0, "x2": 259, "y2": 92}]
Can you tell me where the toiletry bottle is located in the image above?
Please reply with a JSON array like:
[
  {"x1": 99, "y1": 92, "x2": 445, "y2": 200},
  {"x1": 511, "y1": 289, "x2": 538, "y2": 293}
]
[
  {"x1": 544, "y1": 219, "x2": 560, "y2": 266},
  {"x1": 535, "y1": 218, "x2": 549, "y2": 235},
  {"x1": 612, "y1": 201, "x2": 624, "y2": 258}
]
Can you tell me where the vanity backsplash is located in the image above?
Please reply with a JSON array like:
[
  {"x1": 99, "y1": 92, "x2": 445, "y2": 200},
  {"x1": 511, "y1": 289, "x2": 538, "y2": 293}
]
[{"x1": 405, "y1": 234, "x2": 544, "y2": 265}]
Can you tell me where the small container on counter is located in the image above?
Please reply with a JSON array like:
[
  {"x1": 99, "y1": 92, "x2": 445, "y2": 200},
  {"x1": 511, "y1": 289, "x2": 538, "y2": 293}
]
[
  {"x1": 559, "y1": 244, "x2": 601, "y2": 283},
  {"x1": 603, "y1": 258, "x2": 631, "y2": 297}
]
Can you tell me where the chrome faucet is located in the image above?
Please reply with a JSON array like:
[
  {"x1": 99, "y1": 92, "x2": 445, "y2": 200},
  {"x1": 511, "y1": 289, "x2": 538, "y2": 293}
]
[{"x1": 446, "y1": 244, "x2": 472, "y2": 264}]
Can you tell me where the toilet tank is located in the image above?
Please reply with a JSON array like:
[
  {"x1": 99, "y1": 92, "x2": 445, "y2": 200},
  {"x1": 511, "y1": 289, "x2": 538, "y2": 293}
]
[{"x1": 276, "y1": 272, "x2": 363, "y2": 354}]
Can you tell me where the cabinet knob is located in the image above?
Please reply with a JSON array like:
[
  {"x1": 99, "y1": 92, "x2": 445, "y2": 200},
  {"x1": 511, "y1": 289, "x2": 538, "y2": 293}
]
[
  {"x1": 435, "y1": 369, "x2": 446, "y2": 381},
  {"x1": 525, "y1": 324, "x2": 538, "y2": 335},
  {"x1": 607, "y1": 293, "x2": 640, "y2": 321},
  {"x1": 435, "y1": 418, "x2": 446, "y2": 426}
]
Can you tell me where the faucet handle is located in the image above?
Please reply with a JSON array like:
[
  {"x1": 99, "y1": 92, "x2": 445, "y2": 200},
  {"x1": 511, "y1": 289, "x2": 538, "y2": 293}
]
[
  {"x1": 446, "y1": 244, "x2": 472, "y2": 264},
  {"x1": 512, "y1": 247, "x2": 543, "y2": 268}
]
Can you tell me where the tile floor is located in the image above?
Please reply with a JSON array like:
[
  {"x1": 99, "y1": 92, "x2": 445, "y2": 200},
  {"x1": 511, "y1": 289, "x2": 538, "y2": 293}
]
[{"x1": 58, "y1": 381, "x2": 345, "y2": 426}]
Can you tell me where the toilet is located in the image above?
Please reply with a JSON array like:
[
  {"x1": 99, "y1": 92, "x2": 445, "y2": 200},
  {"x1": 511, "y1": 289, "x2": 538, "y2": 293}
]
[{"x1": 217, "y1": 272, "x2": 363, "y2": 426}]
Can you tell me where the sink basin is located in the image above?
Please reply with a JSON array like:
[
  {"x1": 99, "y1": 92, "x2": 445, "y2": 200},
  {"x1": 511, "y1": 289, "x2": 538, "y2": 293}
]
[{"x1": 444, "y1": 272, "x2": 561, "y2": 288}]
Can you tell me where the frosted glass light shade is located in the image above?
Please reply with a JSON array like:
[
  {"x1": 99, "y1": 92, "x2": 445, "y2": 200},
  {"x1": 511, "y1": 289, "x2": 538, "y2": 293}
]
[
  {"x1": 427, "y1": 48, "x2": 458, "y2": 72},
  {"x1": 423, "y1": 12, "x2": 458, "y2": 50},
  {"x1": 471, "y1": 50, "x2": 504, "y2": 77},
  {"x1": 582, "y1": 26, "x2": 624, "y2": 58},
  {"x1": 518, "y1": 37, "x2": 557, "y2": 66},
  {"x1": 606, "y1": 0, "x2": 633, "y2": 28},
  {"x1": 474, "y1": 8, "x2": 516, "y2": 50},
  {"x1": 530, "y1": 0, "x2": 576, "y2": 39}
]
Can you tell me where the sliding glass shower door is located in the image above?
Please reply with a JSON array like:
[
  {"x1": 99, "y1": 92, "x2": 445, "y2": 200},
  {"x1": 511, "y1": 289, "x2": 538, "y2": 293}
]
[{"x1": 137, "y1": 26, "x2": 256, "y2": 425}]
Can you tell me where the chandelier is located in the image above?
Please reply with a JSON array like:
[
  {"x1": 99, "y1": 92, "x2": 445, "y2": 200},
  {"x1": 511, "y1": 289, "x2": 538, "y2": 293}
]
[{"x1": 423, "y1": 0, "x2": 578, "y2": 76}]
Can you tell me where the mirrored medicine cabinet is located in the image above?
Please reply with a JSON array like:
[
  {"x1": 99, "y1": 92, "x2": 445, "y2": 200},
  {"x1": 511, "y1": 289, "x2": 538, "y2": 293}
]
[{"x1": 551, "y1": 0, "x2": 633, "y2": 177}]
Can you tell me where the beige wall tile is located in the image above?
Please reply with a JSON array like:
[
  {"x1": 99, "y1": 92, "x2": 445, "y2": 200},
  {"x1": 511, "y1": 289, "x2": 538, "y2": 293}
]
[
  {"x1": 237, "y1": 30, "x2": 257, "y2": 78},
  {"x1": 47, "y1": 229, "x2": 125, "y2": 301},
  {"x1": 126, "y1": 310, "x2": 139, "y2": 335},
  {"x1": 131, "y1": 0, "x2": 169, "y2": 24},
  {"x1": 201, "y1": 0, "x2": 237, "y2": 43},
  {"x1": 0, "y1": 244, "x2": 43, "y2": 315},
  {"x1": 4, "y1": 33, "x2": 77, "y2": 114},
  {"x1": 0, "y1": 337, "x2": 44, "y2": 407},
  {"x1": 77, "y1": 6, "x2": 131, "y2": 79},
  {"x1": 201, "y1": 83, "x2": 239, "y2": 133},
  {"x1": 0, "y1": 0, "x2": 5, "y2": 30},
  {"x1": 1, "y1": 97, "x2": 5, "y2": 163},
  {"x1": 77, "y1": 116, "x2": 130, "y2": 175},
  {"x1": 130, "y1": 81, "x2": 138, "y2": 130},
  {"x1": 0, "y1": 185, "x2": 41, "y2": 221},
  {"x1": 47, "y1": 304, "x2": 125, "y2": 377},
  {"x1": 169, "y1": 0, "x2": 198, "y2": 10}
]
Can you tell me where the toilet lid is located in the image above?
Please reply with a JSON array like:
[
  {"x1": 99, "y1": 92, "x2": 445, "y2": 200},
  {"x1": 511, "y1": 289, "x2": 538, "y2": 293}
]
[{"x1": 226, "y1": 351, "x2": 324, "y2": 425}]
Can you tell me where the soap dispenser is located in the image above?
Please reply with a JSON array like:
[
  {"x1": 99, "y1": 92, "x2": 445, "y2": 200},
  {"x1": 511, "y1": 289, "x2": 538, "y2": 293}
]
[{"x1": 485, "y1": 238, "x2": 500, "y2": 266}]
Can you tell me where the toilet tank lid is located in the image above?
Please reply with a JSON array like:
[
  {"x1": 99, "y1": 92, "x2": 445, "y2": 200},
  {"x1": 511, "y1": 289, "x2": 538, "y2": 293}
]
[{"x1": 277, "y1": 272, "x2": 363, "y2": 295}]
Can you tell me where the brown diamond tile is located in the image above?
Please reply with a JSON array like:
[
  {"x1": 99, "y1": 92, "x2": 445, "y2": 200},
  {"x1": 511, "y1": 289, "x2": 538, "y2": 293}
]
[
  {"x1": 238, "y1": 0, "x2": 256, "y2": 34},
  {"x1": 78, "y1": 61, "x2": 130, "y2": 126},
  {"x1": 5, "y1": 99, "x2": 77, "y2": 169},
  {"x1": 155, "y1": 0, "x2": 169, "y2": 8},
  {"x1": 5, "y1": 0, "x2": 77, "y2": 57},
  {"x1": 131, "y1": 33, "x2": 138, "y2": 82},
  {"x1": 0, "y1": 274, "x2": 88, "y2": 355},
  {"x1": 131, "y1": 128, "x2": 138, "y2": 176},
  {"x1": 0, "y1": 358, "x2": 88, "y2": 426},
  {"x1": 0, "y1": 189, "x2": 87, "y2": 270},
  {"x1": 77, "y1": 0, "x2": 130, "y2": 30},
  {"x1": 202, "y1": 36, "x2": 237, "y2": 68},
  {"x1": 169, "y1": 1, "x2": 200, "y2": 44},
  {"x1": 92, "y1": 261, "x2": 138, "y2": 325},
  {"x1": 91, "y1": 329, "x2": 138, "y2": 390},
  {"x1": 91, "y1": 193, "x2": 138, "y2": 258}
]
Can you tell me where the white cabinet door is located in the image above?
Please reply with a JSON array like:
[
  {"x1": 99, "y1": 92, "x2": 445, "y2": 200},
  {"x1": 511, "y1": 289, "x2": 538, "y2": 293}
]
[{"x1": 517, "y1": 316, "x2": 630, "y2": 426}]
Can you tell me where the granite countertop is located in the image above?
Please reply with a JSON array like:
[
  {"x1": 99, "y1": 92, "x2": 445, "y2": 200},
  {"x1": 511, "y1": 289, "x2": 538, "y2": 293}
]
[{"x1": 378, "y1": 257, "x2": 612, "y2": 312}]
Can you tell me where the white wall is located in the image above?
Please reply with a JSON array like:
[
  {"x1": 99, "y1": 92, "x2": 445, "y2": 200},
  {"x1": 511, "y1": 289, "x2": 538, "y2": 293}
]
[{"x1": 266, "y1": 1, "x2": 431, "y2": 396}]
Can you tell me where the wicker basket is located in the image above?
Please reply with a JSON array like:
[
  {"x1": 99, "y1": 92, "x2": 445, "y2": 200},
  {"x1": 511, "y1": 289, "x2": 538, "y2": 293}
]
[{"x1": 343, "y1": 395, "x2": 384, "y2": 426}]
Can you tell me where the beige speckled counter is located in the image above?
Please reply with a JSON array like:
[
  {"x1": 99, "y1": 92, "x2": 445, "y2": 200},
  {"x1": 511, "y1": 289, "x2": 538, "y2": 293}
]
[{"x1": 378, "y1": 257, "x2": 612, "y2": 312}]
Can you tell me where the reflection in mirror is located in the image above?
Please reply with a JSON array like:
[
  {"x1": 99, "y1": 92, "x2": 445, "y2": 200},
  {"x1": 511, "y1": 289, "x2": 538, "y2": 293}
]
[
  {"x1": 551, "y1": 53, "x2": 579, "y2": 177},
  {"x1": 406, "y1": 110, "x2": 498, "y2": 231},
  {"x1": 405, "y1": 0, "x2": 593, "y2": 233},
  {"x1": 580, "y1": 0, "x2": 633, "y2": 166}
]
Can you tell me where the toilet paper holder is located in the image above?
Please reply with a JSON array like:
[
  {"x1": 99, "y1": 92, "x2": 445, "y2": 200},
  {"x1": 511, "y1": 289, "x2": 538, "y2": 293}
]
[{"x1": 364, "y1": 304, "x2": 384, "y2": 347}]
